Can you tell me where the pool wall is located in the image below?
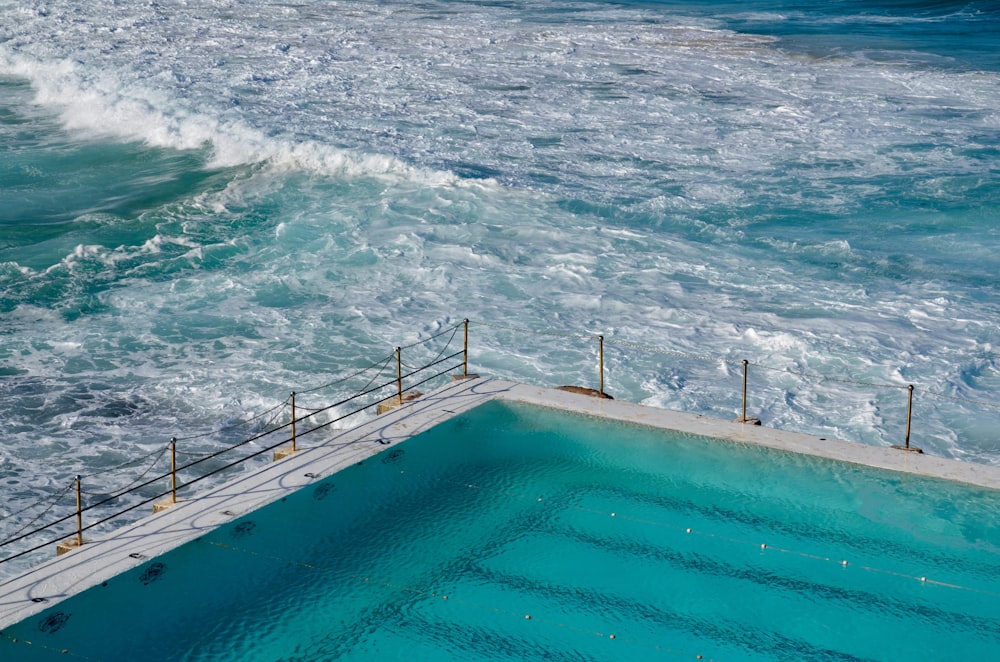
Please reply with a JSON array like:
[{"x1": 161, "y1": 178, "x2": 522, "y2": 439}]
[{"x1": 3, "y1": 377, "x2": 1000, "y2": 629}]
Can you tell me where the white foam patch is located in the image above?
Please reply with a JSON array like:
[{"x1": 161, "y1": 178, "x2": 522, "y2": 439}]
[{"x1": 0, "y1": 53, "x2": 458, "y2": 186}]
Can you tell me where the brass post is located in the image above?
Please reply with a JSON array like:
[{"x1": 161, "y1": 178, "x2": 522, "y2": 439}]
[
  {"x1": 741, "y1": 359, "x2": 749, "y2": 423},
  {"x1": 598, "y1": 335, "x2": 605, "y2": 397},
  {"x1": 290, "y1": 391, "x2": 297, "y2": 453},
  {"x1": 75, "y1": 475, "x2": 83, "y2": 548},
  {"x1": 396, "y1": 347, "x2": 403, "y2": 406},
  {"x1": 463, "y1": 319, "x2": 469, "y2": 377},
  {"x1": 170, "y1": 438, "x2": 177, "y2": 504},
  {"x1": 891, "y1": 384, "x2": 921, "y2": 453},
  {"x1": 904, "y1": 384, "x2": 914, "y2": 449}
]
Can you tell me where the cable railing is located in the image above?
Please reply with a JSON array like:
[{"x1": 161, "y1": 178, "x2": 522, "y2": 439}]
[
  {"x1": 0, "y1": 322, "x2": 468, "y2": 571},
  {"x1": 3, "y1": 316, "x2": 998, "y2": 572},
  {"x1": 488, "y1": 321, "x2": 1000, "y2": 449}
]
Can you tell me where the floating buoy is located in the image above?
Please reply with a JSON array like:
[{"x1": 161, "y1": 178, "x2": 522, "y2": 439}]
[
  {"x1": 841, "y1": 560, "x2": 848, "y2": 567},
  {"x1": 686, "y1": 528, "x2": 692, "y2": 534},
  {"x1": 525, "y1": 614, "x2": 531, "y2": 620},
  {"x1": 609, "y1": 634, "x2": 616, "y2": 639},
  {"x1": 442, "y1": 595, "x2": 449, "y2": 600},
  {"x1": 920, "y1": 577, "x2": 926, "y2": 583},
  {"x1": 761, "y1": 543, "x2": 767, "y2": 549},
  {"x1": 611, "y1": 512, "x2": 616, "y2": 517}
]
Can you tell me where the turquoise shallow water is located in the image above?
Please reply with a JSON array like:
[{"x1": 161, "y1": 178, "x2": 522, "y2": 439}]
[
  {"x1": 4, "y1": 401, "x2": 1000, "y2": 660},
  {"x1": 2, "y1": 0, "x2": 1000, "y2": 578}
]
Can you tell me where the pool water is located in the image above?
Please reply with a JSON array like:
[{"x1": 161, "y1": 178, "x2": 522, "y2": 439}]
[{"x1": 3, "y1": 400, "x2": 1000, "y2": 660}]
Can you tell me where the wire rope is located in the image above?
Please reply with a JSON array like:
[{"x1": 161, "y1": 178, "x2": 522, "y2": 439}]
[
  {"x1": 397, "y1": 321, "x2": 465, "y2": 351},
  {"x1": 81, "y1": 444, "x2": 171, "y2": 498},
  {"x1": 81, "y1": 447, "x2": 165, "y2": 479},
  {"x1": 173, "y1": 398, "x2": 289, "y2": 443},
  {"x1": 295, "y1": 352, "x2": 397, "y2": 395},
  {"x1": 0, "y1": 482, "x2": 73, "y2": 525},
  {"x1": 1, "y1": 482, "x2": 75, "y2": 542},
  {"x1": 471, "y1": 319, "x2": 595, "y2": 342}
]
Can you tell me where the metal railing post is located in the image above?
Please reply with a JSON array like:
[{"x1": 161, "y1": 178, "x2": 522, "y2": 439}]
[
  {"x1": 74, "y1": 475, "x2": 83, "y2": 548},
  {"x1": 290, "y1": 391, "x2": 297, "y2": 453},
  {"x1": 598, "y1": 335, "x2": 605, "y2": 397},
  {"x1": 463, "y1": 319, "x2": 469, "y2": 377},
  {"x1": 904, "y1": 384, "x2": 914, "y2": 449},
  {"x1": 396, "y1": 347, "x2": 403, "y2": 405},
  {"x1": 741, "y1": 359, "x2": 749, "y2": 422},
  {"x1": 170, "y1": 438, "x2": 177, "y2": 505}
]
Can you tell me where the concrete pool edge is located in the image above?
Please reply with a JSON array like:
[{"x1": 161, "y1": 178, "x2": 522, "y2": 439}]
[
  {"x1": 499, "y1": 381, "x2": 1000, "y2": 492},
  {"x1": 2, "y1": 376, "x2": 999, "y2": 629}
]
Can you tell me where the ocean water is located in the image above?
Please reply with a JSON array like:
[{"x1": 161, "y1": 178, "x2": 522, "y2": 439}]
[{"x1": 1, "y1": 0, "x2": 999, "y2": 577}]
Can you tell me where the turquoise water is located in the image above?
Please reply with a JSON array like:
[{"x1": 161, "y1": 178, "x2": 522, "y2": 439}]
[
  {"x1": 4, "y1": 400, "x2": 1000, "y2": 660},
  {"x1": 3, "y1": 0, "x2": 1000, "y2": 579}
]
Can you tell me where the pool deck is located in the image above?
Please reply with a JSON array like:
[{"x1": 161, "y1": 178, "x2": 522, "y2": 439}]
[{"x1": 3, "y1": 376, "x2": 1000, "y2": 629}]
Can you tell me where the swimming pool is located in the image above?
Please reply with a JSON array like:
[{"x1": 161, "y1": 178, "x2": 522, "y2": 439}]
[{"x1": 3, "y1": 397, "x2": 1000, "y2": 660}]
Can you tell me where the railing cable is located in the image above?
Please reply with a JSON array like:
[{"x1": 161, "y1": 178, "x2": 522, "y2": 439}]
[
  {"x1": 400, "y1": 324, "x2": 460, "y2": 371},
  {"x1": 80, "y1": 444, "x2": 171, "y2": 498},
  {"x1": 2, "y1": 482, "x2": 75, "y2": 542},
  {"x1": 0, "y1": 482, "x2": 74, "y2": 525},
  {"x1": 173, "y1": 398, "x2": 290, "y2": 443},
  {"x1": 77, "y1": 443, "x2": 172, "y2": 482},
  {"x1": 295, "y1": 352, "x2": 397, "y2": 395},
  {"x1": 470, "y1": 319, "x2": 594, "y2": 342},
  {"x1": 397, "y1": 321, "x2": 465, "y2": 351},
  {"x1": 0, "y1": 342, "x2": 462, "y2": 565}
]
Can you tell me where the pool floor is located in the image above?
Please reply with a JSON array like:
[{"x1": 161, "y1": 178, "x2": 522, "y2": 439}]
[{"x1": 3, "y1": 398, "x2": 1000, "y2": 660}]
